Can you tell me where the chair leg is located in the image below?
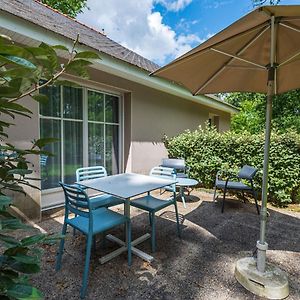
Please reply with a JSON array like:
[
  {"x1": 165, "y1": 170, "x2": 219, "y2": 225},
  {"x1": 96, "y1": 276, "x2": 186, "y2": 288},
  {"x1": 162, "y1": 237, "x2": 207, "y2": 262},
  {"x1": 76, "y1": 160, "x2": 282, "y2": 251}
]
[
  {"x1": 174, "y1": 202, "x2": 181, "y2": 238},
  {"x1": 213, "y1": 185, "x2": 217, "y2": 202},
  {"x1": 127, "y1": 220, "x2": 132, "y2": 266},
  {"x1": 93, "y1": 236, "x2": 97, "y2": 251},
  {"x1": 149, "y1": 213, "x2": 152, "y2": 227},
  {"x1": 221, "y1": 188, "x2": 227, "y2": 213},
  {"x1": 56, "y1": 222, "x2": 67, "y2": 271},
  {"x1": 253, "y1": 190, "x2": 260, "y2": 215},
  {"x1": 151, "y1": 212, "x2": 156, "y2": 253},
  {"x1": 80, "y1": 234, "x2": 93, "y2": 299}
]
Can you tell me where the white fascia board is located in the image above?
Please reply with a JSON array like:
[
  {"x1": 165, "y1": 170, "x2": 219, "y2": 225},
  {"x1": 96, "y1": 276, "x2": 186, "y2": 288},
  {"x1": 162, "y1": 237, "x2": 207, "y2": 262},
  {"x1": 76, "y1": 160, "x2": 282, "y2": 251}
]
[{"x1": 0, "y1": 11, "x2": 238, "y2": 114}]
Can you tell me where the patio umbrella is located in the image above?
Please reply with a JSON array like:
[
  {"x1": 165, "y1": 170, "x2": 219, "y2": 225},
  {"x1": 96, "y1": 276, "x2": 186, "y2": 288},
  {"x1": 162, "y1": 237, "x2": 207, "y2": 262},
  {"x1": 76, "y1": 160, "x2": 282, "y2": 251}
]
[{"x1": 152, "y1": 5, "x2": 300, "y2": 299}]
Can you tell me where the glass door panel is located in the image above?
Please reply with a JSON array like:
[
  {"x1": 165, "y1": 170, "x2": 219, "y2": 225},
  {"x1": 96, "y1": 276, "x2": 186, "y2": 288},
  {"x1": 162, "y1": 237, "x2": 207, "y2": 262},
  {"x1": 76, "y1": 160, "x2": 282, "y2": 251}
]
[
  {"x1": 40, "y1": 119, "x2": 61, "y2": 189},
  {"x1": 105, "y1": 124, "x2": 119, "y2": 175},
  {"x1": 63, "y1": 120, "x2": 83, "y2": 184},
  {"x1": 88, "y1": 123, "x2": 104, "y2": 166},
  {"x1": 39, "y1": 85, "x2": 61, "y2": 117},
  {"x1": 105, "y1": 94, "x2": 119, "y2": 123},
  {"x1": 88, "y1": 91, "x2": 104, "y2": 122},
  {"x1": 63, "y1": 86, "x2": 83, "y2": 120}
]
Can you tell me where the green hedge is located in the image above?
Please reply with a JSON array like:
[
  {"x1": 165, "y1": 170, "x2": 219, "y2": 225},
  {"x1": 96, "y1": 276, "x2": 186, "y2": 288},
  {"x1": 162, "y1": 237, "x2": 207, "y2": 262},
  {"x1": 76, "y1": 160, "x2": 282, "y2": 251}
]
[{"x1": 164, "y1": 126, "x2": 300, "y2": 206}]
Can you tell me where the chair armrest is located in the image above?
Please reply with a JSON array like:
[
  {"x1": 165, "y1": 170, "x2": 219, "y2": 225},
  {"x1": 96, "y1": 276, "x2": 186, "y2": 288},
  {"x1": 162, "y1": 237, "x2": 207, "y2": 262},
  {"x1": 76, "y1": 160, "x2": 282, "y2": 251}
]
[{"x1": 216, "y1": 169, "x2": 239, "y2": 182}]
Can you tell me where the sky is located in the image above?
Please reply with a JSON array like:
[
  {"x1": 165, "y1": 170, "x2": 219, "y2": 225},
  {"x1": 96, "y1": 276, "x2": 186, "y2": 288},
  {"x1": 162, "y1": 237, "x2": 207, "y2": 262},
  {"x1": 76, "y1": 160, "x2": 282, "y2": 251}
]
[{"x1": 77, "y1": 0, "x2": 300, "y2": 66}]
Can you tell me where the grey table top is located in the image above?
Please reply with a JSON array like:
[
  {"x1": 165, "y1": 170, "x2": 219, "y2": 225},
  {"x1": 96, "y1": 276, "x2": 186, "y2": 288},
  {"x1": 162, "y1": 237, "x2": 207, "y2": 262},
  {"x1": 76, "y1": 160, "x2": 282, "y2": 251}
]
[
  {"x1": 176, "y1": 177, "x2": 198, "y2": 187},
  {"x1": 76, "y1": 173, "x2": 177, "y2": 199}
]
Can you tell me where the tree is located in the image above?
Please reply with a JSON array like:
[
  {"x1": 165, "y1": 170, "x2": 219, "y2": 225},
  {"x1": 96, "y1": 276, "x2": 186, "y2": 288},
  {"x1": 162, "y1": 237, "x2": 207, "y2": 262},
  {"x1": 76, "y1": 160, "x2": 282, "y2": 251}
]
[
  {"x1": 40, "y1": 0, "x2": 88, "y2": 18},
  {"x1": 224, "y1": 91, "x2": 300, "y2": 134},
  {"x1": 0, "y1": 34, "x2": 99, "y2": 299}
]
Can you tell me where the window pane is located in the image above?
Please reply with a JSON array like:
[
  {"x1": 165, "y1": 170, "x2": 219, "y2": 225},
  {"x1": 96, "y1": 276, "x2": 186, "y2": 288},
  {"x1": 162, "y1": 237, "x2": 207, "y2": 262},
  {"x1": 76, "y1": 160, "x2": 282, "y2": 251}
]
[
  {"x1": 105, "y1": 125, "x2": 119, "y2": 175},
  {"x1": 63, "y1": 86, "x2": 83, "y2": 119},
  {"x1": 40, "y1": 119, "x2": 61, "y2": 189},
  {"x1": 63, "y1": 121, "x2": 83, "y2": 184},
  {"x1": 105, "y1": 95, "x2": 119, "y2": 123},
  {"x1": 88, "y1": 123, "x2": 104, "y2": 166},
  {"x1": 39, "y1": 85, "x2": 61, "y2": 117},
  {"x1": 88, "y1": 91, "x2": 104, "y2": 122}
]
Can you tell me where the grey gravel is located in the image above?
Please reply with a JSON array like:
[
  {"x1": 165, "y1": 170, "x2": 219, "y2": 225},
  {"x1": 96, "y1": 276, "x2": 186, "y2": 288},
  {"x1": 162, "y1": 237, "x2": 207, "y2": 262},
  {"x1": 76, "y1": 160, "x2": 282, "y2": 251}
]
[{"x1": 30, "y1": 191, "x2": 300, "y2": 300}]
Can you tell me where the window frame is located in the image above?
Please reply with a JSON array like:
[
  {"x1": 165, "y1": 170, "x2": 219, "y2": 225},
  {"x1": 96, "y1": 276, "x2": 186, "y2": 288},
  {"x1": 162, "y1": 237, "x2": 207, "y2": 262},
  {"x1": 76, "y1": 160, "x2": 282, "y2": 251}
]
[{"x1": 39, "y1": 84, "x2": 123, "y2": 193}]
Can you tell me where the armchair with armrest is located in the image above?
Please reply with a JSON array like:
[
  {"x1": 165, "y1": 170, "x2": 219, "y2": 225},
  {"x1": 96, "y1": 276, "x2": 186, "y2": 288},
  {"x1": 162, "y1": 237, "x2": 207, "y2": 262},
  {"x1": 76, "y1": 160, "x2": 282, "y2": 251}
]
[{"x1": 213, "y1": 165, "x2": 260, "y2": 214}]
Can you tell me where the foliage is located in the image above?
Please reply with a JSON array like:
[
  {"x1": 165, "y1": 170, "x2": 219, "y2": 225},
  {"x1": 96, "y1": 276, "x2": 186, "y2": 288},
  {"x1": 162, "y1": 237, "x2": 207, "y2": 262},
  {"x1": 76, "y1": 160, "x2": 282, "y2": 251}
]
[
  {"x1": 225, "y1": 91, "x2": 300, "y2": 134},
  {"x1": 164, "y1": 125, "x2": 300, "y2": 206},
  {"x1": 40, "y1": 0, "x2": 88, "y2": 18},
  {"x1": 0, "y1": 34, "x2": 99, "y2": 299}
]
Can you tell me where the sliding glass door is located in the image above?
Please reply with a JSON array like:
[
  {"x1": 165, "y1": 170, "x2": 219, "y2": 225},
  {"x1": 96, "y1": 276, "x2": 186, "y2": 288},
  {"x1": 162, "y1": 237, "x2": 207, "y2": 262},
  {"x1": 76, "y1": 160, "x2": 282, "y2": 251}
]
[{"x1": 40, "y1": 85, "x2": 121, "y2": 191}]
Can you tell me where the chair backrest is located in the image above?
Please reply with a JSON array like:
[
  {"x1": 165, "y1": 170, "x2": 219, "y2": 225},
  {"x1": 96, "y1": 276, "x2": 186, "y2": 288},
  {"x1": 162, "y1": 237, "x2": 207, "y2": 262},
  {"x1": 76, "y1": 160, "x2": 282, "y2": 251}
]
[
  {"x1": 40, "y1": 155, "x2": 48, "y2": 167},
  {"x1": 150, "y1": 166, "x2": 176, "y2": 192},
  {"x1": 161, "y1": 158, "x2": 186, "y2": 172},
  {"x1": 238, "y1": 165, "x2": 258, "y2": 180},
  {"x1": 60, "y1": 182, "x2": 91, "y2": 219},
  {"x1": 76, "y1": 166, "x2": 107, "y2": 182}
]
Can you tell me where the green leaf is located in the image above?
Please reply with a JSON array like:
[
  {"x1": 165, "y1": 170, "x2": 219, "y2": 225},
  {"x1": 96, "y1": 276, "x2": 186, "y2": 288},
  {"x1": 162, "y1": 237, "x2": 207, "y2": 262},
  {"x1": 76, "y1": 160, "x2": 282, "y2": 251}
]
[
  {"x1": 31, "y1": 94, "x2": 48, "y2": 104},
  {"x1": 74, "y1": 51, "x2": 100, "y2": 60},
  {"x1": 33, "y1": 138, "x2": 59, "y2": 149},
  {"x1": 0, "y1": 54, "x2": 36, "y2": 69},
  {"x1": 0, "y1": 101, "x2": 32, "y2": 114},
  {"x1": 0, "y1": 86, "x2": 22, "y2": 98},
  {"x1": 7, "y1": 169, "x2": 33, "y2": 176},
  {"x1": 52, "y1": 44, "x2": 69, "y2": 51},
  {"x1": 7, "y1": 284, "x2": 43, "y2": 300},
  {"x1": 12, "y1": 254, "x2": 39, "y2": 265},
  {"x1": 0, "y1": 195, "x2": 12, "y2": 206},
  {"x1": 0, "y1": 234, "x2": 20, "y2": 246},
  {"x1": 21, "y1": 234, "x2": 46, "y2": 246},
  {"x1": 9, "y1": 262, "x2": 40, "y2": 274}
]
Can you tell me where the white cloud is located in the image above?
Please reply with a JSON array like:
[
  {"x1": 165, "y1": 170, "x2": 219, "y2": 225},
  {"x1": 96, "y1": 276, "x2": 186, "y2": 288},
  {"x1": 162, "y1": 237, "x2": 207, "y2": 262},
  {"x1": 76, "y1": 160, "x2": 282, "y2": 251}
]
[
  {"x1": 77, "y1": 0, "x2": 200, "y2": 65},
  {"x1": 156, "y1": 0, "x2": 193, "y2": 12}
]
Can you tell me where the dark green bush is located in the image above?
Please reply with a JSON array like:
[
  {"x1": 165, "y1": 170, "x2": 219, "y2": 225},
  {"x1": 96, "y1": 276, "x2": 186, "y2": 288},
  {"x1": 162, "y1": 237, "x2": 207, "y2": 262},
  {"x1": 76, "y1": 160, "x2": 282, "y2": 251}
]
[{"x1": 164, "y1": 126, "x2": 300, "y2": 206}]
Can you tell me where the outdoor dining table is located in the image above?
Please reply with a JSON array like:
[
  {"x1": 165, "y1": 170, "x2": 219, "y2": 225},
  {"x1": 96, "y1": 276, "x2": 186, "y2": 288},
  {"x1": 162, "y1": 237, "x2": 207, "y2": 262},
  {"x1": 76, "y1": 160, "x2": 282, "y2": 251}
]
[{"x1": 77, "y1": 172, "x2": 177, "y2": 264}]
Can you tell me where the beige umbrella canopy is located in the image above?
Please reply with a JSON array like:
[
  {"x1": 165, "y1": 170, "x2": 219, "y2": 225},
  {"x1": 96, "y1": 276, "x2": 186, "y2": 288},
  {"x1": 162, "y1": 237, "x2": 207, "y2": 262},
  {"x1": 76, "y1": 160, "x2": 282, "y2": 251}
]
[
  {"x1": 153, "y1": 5, "x2": 300, "y2": 299},
  {"x1": 153, "y1": 5, "x2": 300, "y2": 95}
]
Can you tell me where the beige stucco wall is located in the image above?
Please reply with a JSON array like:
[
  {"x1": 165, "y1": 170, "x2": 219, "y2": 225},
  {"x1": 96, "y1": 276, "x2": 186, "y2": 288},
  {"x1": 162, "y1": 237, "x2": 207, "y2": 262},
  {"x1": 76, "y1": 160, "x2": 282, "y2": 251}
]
[
  {"x1": 1, "y1": 67, "x2": 232, "y2": 216},
  {"x1": 4, "y1": 96, "x2": 41, "y2": 220}
]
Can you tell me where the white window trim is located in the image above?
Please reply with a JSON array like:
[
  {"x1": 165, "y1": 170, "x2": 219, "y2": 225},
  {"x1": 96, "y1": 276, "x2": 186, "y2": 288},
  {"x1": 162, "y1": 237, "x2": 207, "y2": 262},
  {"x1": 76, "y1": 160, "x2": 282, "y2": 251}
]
[{"x1": 40, "y1": 84, "x2": 124, "y2": 195}]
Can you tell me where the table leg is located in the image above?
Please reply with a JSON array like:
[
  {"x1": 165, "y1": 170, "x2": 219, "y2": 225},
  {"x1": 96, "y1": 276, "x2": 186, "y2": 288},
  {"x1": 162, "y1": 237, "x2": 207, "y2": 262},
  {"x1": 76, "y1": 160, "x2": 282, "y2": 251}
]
[
  {"x1": 180, "y1": 186, "x2": 187, "y2": 208},
  {"x1": 99, "y1": 197, "x2": 154, "y2": 264}
]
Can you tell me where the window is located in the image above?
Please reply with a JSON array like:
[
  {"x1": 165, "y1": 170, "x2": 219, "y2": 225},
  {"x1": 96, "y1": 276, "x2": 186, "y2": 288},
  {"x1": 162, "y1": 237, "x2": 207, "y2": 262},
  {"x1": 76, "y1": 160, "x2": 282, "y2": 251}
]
[{"x1": 40, "y1": 85, "x2": 121, "y2": 190}]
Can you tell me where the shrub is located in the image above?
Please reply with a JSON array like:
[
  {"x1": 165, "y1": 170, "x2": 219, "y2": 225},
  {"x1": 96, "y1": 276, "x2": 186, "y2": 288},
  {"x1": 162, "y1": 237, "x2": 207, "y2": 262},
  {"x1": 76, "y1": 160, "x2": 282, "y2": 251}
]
[{"x1": 164, "y1": 125, "x2": 300, "y2": 206}]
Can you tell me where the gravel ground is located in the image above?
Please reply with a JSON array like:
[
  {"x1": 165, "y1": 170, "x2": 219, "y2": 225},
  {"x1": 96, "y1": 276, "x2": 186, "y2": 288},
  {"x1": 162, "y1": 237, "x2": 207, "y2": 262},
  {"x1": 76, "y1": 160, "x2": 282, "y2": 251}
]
[{"x1": 29, "y1": 190, "x2": 300, "y2": 300}]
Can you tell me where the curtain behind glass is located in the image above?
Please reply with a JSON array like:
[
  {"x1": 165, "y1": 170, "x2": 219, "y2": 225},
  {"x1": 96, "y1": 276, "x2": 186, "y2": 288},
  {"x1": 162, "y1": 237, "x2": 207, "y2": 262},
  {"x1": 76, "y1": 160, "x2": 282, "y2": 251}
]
[
  {"x1": 40, "y1": 119, "x2": 61, "y2": 189},
  {"x1": 105, "y1": 125, "x2": 119, "y2": 175},
  {"x1": 63, "y1": 120, "x2": 83, "y2": 184}
]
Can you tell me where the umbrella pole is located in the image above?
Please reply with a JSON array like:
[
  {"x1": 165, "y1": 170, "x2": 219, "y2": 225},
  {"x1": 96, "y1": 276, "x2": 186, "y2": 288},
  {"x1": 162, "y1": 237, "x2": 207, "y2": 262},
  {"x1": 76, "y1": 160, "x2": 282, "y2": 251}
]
[
  {"x1": 256, "y1": 68, "x2": 274, "y2": 273},
  {"x1": 257, "y1": 14, "x2": 276, "y2": 273}
]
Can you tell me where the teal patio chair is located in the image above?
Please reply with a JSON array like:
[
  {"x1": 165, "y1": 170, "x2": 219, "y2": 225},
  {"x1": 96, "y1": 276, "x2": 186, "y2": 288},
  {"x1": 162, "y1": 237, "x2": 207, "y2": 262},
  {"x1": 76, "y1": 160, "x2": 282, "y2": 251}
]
[
  {"x1": 56, "y1": 183, "x2": 131, "y2": 299},
  {"x1": 213, "y1": 165, "x2": 259, "y2": 214},
  {"x1": 130, "y1": 166, "x2": 181, "y2": 252},
  {"x1": 76, "y1": 166, "x2": 124, "y2": 208}
]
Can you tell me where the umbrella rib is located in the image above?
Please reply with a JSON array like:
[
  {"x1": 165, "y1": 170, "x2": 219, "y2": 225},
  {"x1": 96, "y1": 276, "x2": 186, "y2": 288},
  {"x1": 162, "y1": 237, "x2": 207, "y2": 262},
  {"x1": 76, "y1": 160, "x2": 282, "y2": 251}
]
[
  {"x1": 279, "y1": 50, "x2": 300, "y2": 67},
  {"x1": 193, "y1": 26, "x2": 269, "y2": 95},
  {"x1": 280, "y1": 22, "x2": 300, "y2": 33},
  {"x1": 151, "y1": 23, "x2": 269, "y2": 76},
  {"x1": 210, "y1": 48, "x2": 266, "y2": 69}
]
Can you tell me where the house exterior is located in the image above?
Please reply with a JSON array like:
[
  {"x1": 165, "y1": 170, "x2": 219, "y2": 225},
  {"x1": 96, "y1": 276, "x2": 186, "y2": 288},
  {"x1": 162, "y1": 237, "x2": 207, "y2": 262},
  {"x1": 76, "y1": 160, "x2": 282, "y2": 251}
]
[{"x1": 0, "y1": 0, "x2": 238, "y2": 219}]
